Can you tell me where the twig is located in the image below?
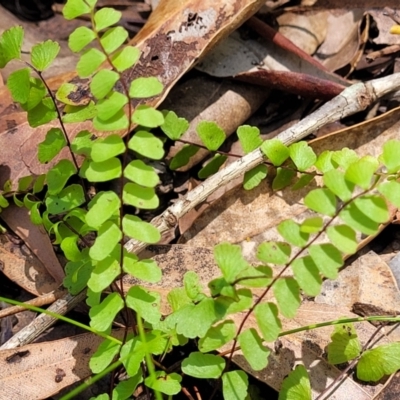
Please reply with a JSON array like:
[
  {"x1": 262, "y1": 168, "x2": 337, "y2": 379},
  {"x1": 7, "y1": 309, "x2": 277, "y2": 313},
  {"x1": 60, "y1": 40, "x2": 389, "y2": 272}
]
[
  {"x1": 0, "y1": 288, "x2": 66, "y2": 319},
  {"x1": 0, "y1": 290, "x2": 86, "y2": 350}
]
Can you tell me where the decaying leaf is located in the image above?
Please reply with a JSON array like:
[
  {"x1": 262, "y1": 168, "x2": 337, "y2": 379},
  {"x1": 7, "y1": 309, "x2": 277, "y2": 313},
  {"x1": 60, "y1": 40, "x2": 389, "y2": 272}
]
[
  {"x1": 0, "y1": 330, "x2": 124, "y2": 400},
  {"x1": 1, "y1": 205, "x2": 64, "y2": 284}
]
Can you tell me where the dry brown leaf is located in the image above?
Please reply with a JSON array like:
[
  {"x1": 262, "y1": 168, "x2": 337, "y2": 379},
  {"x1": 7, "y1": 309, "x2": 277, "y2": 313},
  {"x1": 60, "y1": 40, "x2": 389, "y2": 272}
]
[
  {"x1": 0, "y1": 331, "x2": 124, "y2": 400},
  {"x1": 369, "y1": 9, "x2": 400, "y2": 45},
  {"x1": 314, "y1": 10, "x2": 365, "y2": 72},
  {"x1": 0, "y1": 241, "x2": 57, "y2": 296},
  {"x1": 277, "y1": 10, "x2": 328, "y2": 54},
  {"x1": 196, "y1": 29, "x2": 346, "y2": 86},
  {"x1": 316, "y1": 250, "x2": 400, "y2": 320},
  {"x1": 1, "y1": 205, "x2": 64, "y2": 284}
]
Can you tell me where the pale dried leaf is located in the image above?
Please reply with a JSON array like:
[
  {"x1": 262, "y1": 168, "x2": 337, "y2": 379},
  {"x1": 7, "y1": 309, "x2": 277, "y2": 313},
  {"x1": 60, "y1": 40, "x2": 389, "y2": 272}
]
[
  {"x1": 1, "y1": 205, "x2": 64, "y2": 284},
  {"x1": 277, "y1": 11, "x2": 328, "y2": 54},
  {"x1": 369, "y1": 9, "x2": 400, "y2": 45},
  {"x1": 314, "y1": 10, "x2": 364, "y2": 72},
  {"x1": 0, "y1": 331, "x2": 124, "y2": 400}
]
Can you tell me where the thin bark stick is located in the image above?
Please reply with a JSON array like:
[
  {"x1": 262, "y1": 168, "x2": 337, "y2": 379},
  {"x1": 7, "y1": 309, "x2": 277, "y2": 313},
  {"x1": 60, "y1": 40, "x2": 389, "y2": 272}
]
[
  {"x1": 0, "y1": 288, "x2": 66, "y2": 319},
  {"x1": 0, "y1": 291, "x2": 86, "y2": 350}
]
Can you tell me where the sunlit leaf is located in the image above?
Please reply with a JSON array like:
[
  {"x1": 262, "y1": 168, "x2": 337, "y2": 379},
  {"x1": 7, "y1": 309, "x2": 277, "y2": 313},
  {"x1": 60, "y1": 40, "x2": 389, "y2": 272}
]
[
  {"x1": 345, "y1": 156, "x2": 379, "y2": 189},
  {"x1": 273, "y1": 278, "x2": 301, "y2": 318},
  {"x1": 278, "y1": 219, "x2": 309, "y2": 247},
  {"x1": 110, "y1": 45, "x2": 140, "y2": 72},
  {"x1": 128, "y1": 130, "x2": 164, "y2": 159},
  {"x1": 326, "y1": 224, "x2": 358, "y2": 254},
  {"x1": 124, "y1": 160, "x2": 159, "y2": 187},
  {"x1": 89, "y1": 221, "x2": 122, "y2": 261},
  {"x1": 90, "y1": 292, "x2": 124, "y2": 332},
  {"x1": 93, "y1": 109, "x2": 128, "y2": 131},
  {"x1": 331, "y1": 148, "x2": 359, "y2": 169},
  {"x1": 94, "y1": 7, "x2": 121, "y2": 30},
  {"x1": 91, "y1": 134, "x2": 125, "y2": 162},
  {"x1": 323, "y1": 169, "x2": 355, "y2": 202},
  {"x1": 126, "y1": 286, "x2": 161, "y2": 324},
  {"x1": 96, "y1": 91, "x2": 128, "y2": 121},
  {"x1": 291, "y1": 256, "x2": 321, "y2": 296},
  {"x1": 160, "y1": 110, "x2": 189, "y2": 140},
  {"x1": 309, "y1": 244, "x2": 343, "y2": 279},
  {"x1": 132, "y1": 106, "x2": 164, "y2": 128},
  {"x1": 327, "y1": 323, "x2": 361, "y2": 364},
  {"x1": 63, "y1": 0, "x2": 96, "y2": 19},
  {"x1": 62, "y1": 102, "x2": 97, "y2": 123},
  {"x1": 47, "y1": 159, "x2": 76, "y2": 194},
  {"x1": 257, "y1": 241, "x2": 291, "y2": 265},
  {"x1": 199, "y1": 320, "x2": 236, "y2": 352},
  {"x1": 214, "y1": 242, "x2": 249, "y2": 283},
  {"x1": 254, "y1": 302, "x2": 281, "y2": 342},
  {"x1": 46, "y1": 184, "x2": 85, "y2": 215},
  {"x1": 123, "y1": 257, "x2": 161, "y2": 283},
  {"x1": 31, "y1": 40, "x2": 60, "y2": 71},
  {"x1": 196, "y1": 121, "x2": 225, "y2": 151},
  {"x1": 90, "y1": 69, "x2": 119, "y2": 100},
  {"x1": 85, "y1": 158, "x2": 122, "y2": 182},
  {"x1": 237, "y1": 125, "x2": 262, "y2": 154},
  {"x1": 289, "y1": 142, "x2": 316, "y2": 171},
  {"x1": 300, "y1": 217, "x2": 323, "y2": 234},
  {"x1": 100, "y1": 26, "x2": 128, "y2": 54},
  {"x1": 77, "y1": 48, "x2": 107, "y2": 78},
  {"x1": 181, "y1": 352, "x2": 225, "y2": 379},
  {"x1": 129, "y1": 77, "x2": 163, "y2": 98},
  {"x1": 279, "y1": 365, "x2": 311, "y2": 400},
  {"x1": 123, "y1": 182, "x2": 159, "y2": 209},
  {"x1": 222, "y1": 371, "x2": 248, "y2": 400},
  {"x1": 261, "y1": 139, "x2": 289, "y2": 166},
  {"x1": 378, "y1": 180, "x2": 400, "y2": 208},
  {"x1": 88, "y1": 251, "x2": 121, "y2": 292},
  {"x1": 239, "y1": 328, "x2": 270, "y2": 370},
  {"x1": 71, "y1": 130, "x2": 94, "y2": 157},
  {"x1": 90, "y1": 338, "x2": 121, "y2": 374},
  {"x1": 145, "y1": 372, "x2": 181, "y2": 396},
  {"x1": 68, "y1": 26, "x2": 96, "y2": 52},
  {"x1": 357, "y1": 343, "x2": 400, "y2": 382},
  {"x1": 122, "y1": 214, "x2": 160, "y2": 243},
  {"x1": 7, "y1": 68, "x2": 30, "y2": 103},
  {"x1": 86, "y1": 191, "x2": 120, "y2": 229},
  {"x1": 339, "y1": 195, "x2": 388, "y2": 235},
  {"x1": 0, "y1": 26, "x2": 24, "y2": 67},
  {"x1": 38, "y1": 128, "x2": 66, "y2": 164},
  {"x1": 243, "y1": 164, "x2": 267, "y2": 190},
  {"x1": 304, "y1": 188, "x2": 337, "y2": 217},
  {"x1": 380, "y1": 140, "x2": 400, "y2": 173}
]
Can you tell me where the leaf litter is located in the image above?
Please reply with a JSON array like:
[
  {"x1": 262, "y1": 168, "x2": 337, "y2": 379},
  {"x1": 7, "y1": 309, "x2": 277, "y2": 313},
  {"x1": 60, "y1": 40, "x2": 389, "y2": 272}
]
[{"x1": 2, "y1": 0, "x2": 400, "y2": 399}]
